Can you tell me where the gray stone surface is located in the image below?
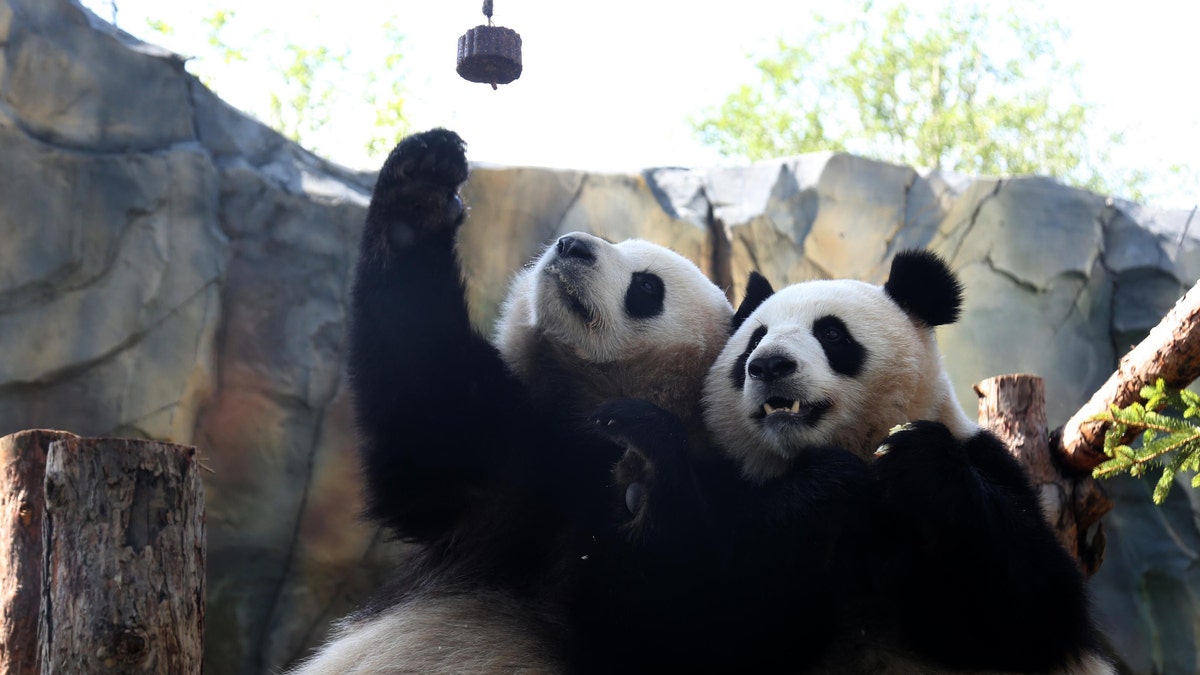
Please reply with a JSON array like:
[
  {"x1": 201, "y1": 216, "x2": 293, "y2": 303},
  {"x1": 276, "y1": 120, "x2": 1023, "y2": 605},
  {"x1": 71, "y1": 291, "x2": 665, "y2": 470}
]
[{"x1": 4, "y1": 0, "x2": 1200, "y2": 672}]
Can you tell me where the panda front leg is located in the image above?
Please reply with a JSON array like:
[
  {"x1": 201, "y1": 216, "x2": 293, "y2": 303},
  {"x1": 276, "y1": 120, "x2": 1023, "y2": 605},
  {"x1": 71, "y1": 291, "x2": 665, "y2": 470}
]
[
  {"x1": 589, "y1": 399, "x2": 706, "y2": 543},
  {"x1": 349, "y1": 129, "x2": 533, "y2": 540},
  {"x1": 871, "y1": 421, "x2": 1107, "y2": 673},
  {"x1": 580, "y1": 399, "x2": 737, "y2": 672}
]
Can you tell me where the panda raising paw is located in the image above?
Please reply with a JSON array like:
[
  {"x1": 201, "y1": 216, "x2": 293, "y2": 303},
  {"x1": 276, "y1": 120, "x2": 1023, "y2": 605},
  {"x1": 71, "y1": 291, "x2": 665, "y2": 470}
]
[{"x1": 292, "y1": 128, "x2": 738, "y2": 675}]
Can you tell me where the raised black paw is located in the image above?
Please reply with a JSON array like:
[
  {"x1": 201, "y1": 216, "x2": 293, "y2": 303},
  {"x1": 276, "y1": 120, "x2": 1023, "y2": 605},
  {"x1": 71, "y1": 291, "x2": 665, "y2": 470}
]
[
  {"x1": 368, "y1": 128, "x2": 469, "y2": 248},
  {"x1": 385, "y1": 128, "x2": 469, "y2": 188}
]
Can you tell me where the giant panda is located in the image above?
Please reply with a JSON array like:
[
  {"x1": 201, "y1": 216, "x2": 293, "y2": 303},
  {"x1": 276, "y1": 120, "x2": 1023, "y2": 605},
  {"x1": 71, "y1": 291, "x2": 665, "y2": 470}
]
[
  {"x1": 285, "y1": 128, "x2": 734, "y2": 674},
  {"x1": 588, "y1": 250, "x2": 1115, "y2": 674}
]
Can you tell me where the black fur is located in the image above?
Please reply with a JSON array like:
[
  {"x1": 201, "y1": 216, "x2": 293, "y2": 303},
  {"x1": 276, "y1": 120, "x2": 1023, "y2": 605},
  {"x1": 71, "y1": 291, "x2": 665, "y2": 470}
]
[
  {"x1": 883, "y1": 249, "x2": 963, "y2": 327},
  {"x1": 624, "y1": 271, "x2": 665, "y2": 319},
  {"x1": 347, "y1": 129, "x2": 625, "y2": 658},
  {"x1": 728, "y1": 325, "x2": 768, "y2": 391},
  {"x1": 580, "y1": 399, "x2": 874, "y2": 673},
  {"x1": 732, "y1": 271, "x2": 775, "y2": 331},
  {"x1": 812, "y1": 315, "x2": 866, "y2": 377},
  {"x1": 587, "y1": 407, "x2": 1108, "y2": 673},
  {"x1": 871, "y1": 421, "x2": 1105, "y2": 671}
]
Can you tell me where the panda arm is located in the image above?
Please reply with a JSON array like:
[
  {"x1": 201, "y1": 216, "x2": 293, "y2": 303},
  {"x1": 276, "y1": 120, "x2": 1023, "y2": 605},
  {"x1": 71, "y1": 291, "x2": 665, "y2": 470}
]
[
  {"x1": 574, "y1": 401, "x2": 714, "y2": 667},
  {"x1": 872, "y1": 421, "x2": 1101, "y2": 671},
  {"x1": 590, "y1": 399, "x2": 871, "y2": 572},
  {"x1": 349, "y1": 129, "x2": 537, "y2": 539},
  {"x1": 588, "y1": 399, "x2": 710, "y2": 549},
  {"x1": 586, "y1": 402, "x2": 873, "y2": 669}
]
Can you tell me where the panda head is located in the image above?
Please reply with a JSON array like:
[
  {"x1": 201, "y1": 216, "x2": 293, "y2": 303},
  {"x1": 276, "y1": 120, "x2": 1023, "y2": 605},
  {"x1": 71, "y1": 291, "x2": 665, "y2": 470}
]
[
  {"x1": 496, "y1": 232, "x2": 733, "y2": 419},
  {"x1": 703, "y1": 250, "x2": 978, "y2": 483}
]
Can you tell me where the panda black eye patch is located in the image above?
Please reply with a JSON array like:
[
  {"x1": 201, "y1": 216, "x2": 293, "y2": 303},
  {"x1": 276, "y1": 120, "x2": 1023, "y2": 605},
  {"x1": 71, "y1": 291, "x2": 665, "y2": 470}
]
[
  {"x1": 812, "y1": 315, "x2": 864, "y2": 377},
  {"x1": 730, "y1": 325, "x2": 769, "y2": 390},
  {"x1": 625, "y1": 271, "x2": 665, "y2": 319}
]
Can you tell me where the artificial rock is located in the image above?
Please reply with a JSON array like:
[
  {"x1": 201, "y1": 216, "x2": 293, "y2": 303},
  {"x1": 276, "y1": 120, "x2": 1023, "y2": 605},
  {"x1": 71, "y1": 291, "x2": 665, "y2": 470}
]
[{"x1": 2, "y1": 0, "x2": 1200, "y2": 672}]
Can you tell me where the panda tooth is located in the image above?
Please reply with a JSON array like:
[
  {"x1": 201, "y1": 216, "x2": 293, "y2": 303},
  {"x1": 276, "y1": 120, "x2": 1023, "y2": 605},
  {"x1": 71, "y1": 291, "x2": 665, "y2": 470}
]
[
  {"x1": 763, "y1": 403, "x2": 775, "y2": 415},
  {"x1": 789, "y1": 400, "x2": 800, "y2": 413}
]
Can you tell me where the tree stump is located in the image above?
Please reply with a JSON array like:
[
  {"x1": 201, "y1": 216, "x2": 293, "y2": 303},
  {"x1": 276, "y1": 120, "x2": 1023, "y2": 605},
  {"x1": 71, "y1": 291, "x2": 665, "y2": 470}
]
[
  {"x1": 975, "y1": 374, "x2": 1112, "y2": 576},
  {"x1": 0, "y1": 430, "x2": 78, "y2": 675},
  {"x1": 38, "y1": 438, "x2": 205, "y2": 674}
]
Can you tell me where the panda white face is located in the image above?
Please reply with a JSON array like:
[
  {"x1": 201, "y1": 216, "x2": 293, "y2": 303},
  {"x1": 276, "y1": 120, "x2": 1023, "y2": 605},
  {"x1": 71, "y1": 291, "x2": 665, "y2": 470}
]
[
  {"x1": 495, "y1": 232, "x2": 733, "y2": 421},
  {"x1": 703, "y1": 252, "x2": 976, "y2": 483},
  {"x1": 499, "y1": 232, "x2": 732, "y2": 364}
]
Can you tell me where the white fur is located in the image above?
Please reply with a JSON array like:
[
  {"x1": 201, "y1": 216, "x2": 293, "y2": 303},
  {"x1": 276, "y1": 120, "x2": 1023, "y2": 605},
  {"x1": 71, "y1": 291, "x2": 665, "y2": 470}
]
[
  {"x1": 284, "y1": 591, "x2": 565, "y2": 674},
  {"x1": 704, "y1": 278, "x2": 975, "y2": 483},
  {"x1": 495, "y1": 232, "x2": 732, "y2": 371}
]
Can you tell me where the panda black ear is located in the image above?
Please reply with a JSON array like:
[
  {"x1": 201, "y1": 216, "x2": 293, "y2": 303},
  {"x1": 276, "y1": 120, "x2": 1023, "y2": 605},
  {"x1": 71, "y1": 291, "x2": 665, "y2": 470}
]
[
  {"x1": 732, "y1": 271, "x2": 775, "y2": 331},
  {"x1": 883, "y1": 250, "x2": 963, "y2": 327}
]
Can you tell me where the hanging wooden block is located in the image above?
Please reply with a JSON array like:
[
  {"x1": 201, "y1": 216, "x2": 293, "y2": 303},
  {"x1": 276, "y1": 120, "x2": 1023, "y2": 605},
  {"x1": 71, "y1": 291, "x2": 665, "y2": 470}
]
[{"x1": 457, "y1": 0, "x2": 522, "y2": 89}]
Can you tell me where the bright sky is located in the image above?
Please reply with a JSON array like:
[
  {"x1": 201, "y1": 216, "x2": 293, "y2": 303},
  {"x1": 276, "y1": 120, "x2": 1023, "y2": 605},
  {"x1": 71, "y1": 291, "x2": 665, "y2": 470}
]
[{"x1": 81, "y1": 0, "x2": 1198, "y2": 209}]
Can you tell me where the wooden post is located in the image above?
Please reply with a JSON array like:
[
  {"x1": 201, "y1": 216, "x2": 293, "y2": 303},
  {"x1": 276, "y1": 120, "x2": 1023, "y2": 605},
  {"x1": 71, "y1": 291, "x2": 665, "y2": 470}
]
[
  {"x1": 38, "y1": 438, "x2": 205, "y2": 674},
  {"x1": 0, "y1": 430, "x2": 77, "y2": 675},
  {"x1": 975, "y1": 375, "x2": 1112, "y2": 576}
]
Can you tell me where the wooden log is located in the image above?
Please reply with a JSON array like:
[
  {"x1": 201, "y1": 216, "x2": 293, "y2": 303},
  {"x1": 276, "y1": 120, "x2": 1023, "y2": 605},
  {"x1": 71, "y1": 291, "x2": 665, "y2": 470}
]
[
  {"x1": 975, "y1": 374, "x2": 1112, "y2": 576},
  {"x1": 1059, "y1": 278, "x2": 1200, "y2": 471},
  {"x1": 0, "y1": 430, "x2": 77, "y2": 675},
  {"x1": 976, "y1": 374, "x2": 1056, "y2": 483},
  {"x1": 38, "y1": 438, "x2": 205, "y2": 675}
]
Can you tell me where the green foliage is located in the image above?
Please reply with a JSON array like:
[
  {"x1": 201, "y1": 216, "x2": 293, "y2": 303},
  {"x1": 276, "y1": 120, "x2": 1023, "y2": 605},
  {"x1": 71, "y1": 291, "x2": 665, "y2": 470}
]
[
  {"x1": 692, "y1": 1, "x2": 1145, "y2": 199},
  {"x1": 144, "y1": 18, "x2": 173, "y2": 37},
  {"x1": 142, "y1": 9, "x2": 408, "y2": 164},
  {"x1": 267, "y1": 44, "x2": 345, "y2": 145},
  {"x1": 1092, "y1": 379, "x2": 1200, "y2": 504},
  {"x1": 364, "y1": 20, "x2": 412, "y2": 159},
  {"x1": 202, "y1": 10, "x2": 247, "y2": 65}
]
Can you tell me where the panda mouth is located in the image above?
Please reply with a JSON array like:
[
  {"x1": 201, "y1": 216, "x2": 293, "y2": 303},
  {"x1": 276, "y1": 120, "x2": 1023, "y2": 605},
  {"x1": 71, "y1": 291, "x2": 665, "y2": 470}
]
[
  {"x1": 544, "y1": 266, "x2": 596, "y2": 323},
  {"x1": 755, "y1": 397, "x2": 830, "y2": 424},
  {"x1": 561, "y1": 290, "x2": 594, "y2": 322}
]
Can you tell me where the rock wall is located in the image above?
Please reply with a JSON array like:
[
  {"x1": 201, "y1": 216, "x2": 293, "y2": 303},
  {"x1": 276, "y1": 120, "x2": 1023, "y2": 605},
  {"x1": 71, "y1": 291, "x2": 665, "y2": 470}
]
[{"x1": 2, "y1": 0, "x2": 1198, "y2": 672}]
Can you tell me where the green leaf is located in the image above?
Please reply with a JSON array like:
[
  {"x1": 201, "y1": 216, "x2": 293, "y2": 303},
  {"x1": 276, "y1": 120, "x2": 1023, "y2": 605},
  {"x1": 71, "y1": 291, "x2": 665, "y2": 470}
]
[
  {"x1": 692, "y1": 3, "x2": 1146, "y2": 196},
  {"x1": 1091, "y1": 379, "x2": 1200, "y2": 503}
]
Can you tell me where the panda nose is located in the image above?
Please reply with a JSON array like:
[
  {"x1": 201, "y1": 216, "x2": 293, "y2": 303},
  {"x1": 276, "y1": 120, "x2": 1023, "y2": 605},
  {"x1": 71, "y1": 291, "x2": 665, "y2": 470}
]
[
  {"x1": 556, "y1": 236, "x2": 595, "y2": 263},
  {"x1": 747, "y1": 355, "x2": 797, "y2": 382}
]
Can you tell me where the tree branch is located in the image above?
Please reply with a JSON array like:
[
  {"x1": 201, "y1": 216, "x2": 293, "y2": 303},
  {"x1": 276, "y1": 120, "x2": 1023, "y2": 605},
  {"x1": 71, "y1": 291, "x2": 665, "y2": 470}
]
[{"x1": 1058, "y1": 278, "x2": 1200, "y2": 472}]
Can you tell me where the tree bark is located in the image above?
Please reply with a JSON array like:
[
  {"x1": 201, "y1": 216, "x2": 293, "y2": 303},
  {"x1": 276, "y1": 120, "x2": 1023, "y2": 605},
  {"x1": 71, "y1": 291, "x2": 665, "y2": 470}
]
[
  {"x1": 1059, "y1": 279, "x2": 1200, "y2": 471},
  {"x1": 38, "y1": 438, "x2": 205, "y2": 675},
  {"x1": 975, "y1": 375, "x2": 1111, "y2": 576},
  {"x1": 0, "y1": 430, "x2": 77, "y2": 675}
]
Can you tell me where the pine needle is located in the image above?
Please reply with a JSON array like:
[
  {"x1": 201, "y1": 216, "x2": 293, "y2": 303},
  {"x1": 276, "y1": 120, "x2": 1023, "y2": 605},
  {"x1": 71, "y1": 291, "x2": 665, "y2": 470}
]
[{"x1": 1091, "y1": 379, "x2": 1200, "y2": 504}]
